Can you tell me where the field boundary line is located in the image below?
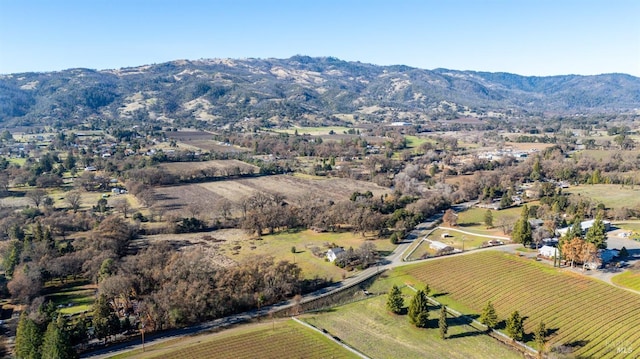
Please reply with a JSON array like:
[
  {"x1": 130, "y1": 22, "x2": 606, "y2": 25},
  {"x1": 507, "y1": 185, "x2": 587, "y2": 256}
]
[
  {"x1": 437, "y1": 226, "x2": 511, "y2": 241},
  {"x1": 403, "y1": 228, "x2": 437, "y2": 261},
  {"x1": 405, "y1": 284, "x2": 538, "y2": 356},
  {"x1": 292, "y1": 317, "x2": 371, "y2": 359}
]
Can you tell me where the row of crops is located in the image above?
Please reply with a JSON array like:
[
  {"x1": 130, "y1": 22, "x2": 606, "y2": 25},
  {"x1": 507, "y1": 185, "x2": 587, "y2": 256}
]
[
  {"x1": 148, "y1": 320, "x2": 358, "y2": 359},
  {"x1": 400, "y1": 251, "x2": 640, "y2": 358}
]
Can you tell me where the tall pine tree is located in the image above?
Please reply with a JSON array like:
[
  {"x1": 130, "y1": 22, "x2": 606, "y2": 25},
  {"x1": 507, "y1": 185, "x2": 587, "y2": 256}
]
[
  {"x1": 506, "y1": 310, "x2": 525, "y2": 341},
  {"x1": 480, "y1": 301, "x2": 498, "y2": 330},
  {"x1": 439, "y1": 306, "x2": 448, "y2": 339},
  {"x1": 41, "y1": 320, "x2": 76, "y2": 359},
  {"x1": 534, "y1": 321, "x2": 547, "y2": 357},
  {"x1": 15, "y1": 312, "x2": 42, "y2": 359},
  {"x1": 585, "y1": 212, "x2": 607, "y2": 249},
  {"x1": 511, "y1": 205, "x2": 532, "y2": 246},
  {"x1": 386, "y1": 285, "x2": 404, "y2": 314},
  {"x1": 408, "y1": 289, "x2": 429, "y2": 328}
]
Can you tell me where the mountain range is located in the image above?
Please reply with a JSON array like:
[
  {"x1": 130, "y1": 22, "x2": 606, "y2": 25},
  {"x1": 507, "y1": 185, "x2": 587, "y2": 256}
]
[{"x1": 1, "y1": 56, "x2": 639, "y2": 128}]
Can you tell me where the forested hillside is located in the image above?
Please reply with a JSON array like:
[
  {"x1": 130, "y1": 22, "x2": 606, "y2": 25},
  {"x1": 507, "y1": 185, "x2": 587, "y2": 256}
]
[{"x1": 1, "y1": 56, "x2": 639, "y2": 129}]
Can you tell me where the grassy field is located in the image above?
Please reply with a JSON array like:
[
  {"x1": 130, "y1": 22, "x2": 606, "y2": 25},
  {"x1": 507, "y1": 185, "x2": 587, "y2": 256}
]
[
  {"x1": 404, "y1": 135, "x2": 431, "y2": 150},
  {"x1": 565, "y1": 184, "x2": 640, "y2": 209},
  {"x1": 272, "y1": 126, "x2": 353, "y2": 135},
  {"x1": 302, "y1": 294, "x2": 521, "y2": 359},
  {"x1": 7, "y1": 157, "x2": 27, "y2": 166},
  {"x1": 612, "y1": 270, "x2": 640, "y2": 292},
  {"x1": 406, "y1": 228, "x2": 495, "y2": 261},
  {"x1": 454, "y1": 205, "x2": 529, "y2": 237},
  {"x1": 224, "y1": 230, "x2": 395, "y2": 281},
  {"x1": 142, "y1": 229, "x2": 394, "y2": 281},
  {"x1": 158, "y1": 160, "x2": 259, "y2": 176},
  {"x1": 112, "y1": 319, "x2": 359, "y2": 359},
  {"x1": 393, "y1": 251, "x2": 640, "y2": 358},
  {"x1": 44, "y1": 280, "x2": 95, "y2": 315}
]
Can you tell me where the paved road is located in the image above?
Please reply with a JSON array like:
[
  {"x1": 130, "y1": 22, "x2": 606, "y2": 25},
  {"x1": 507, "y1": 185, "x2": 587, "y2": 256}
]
[
  {"x1": 81, "y1": 201, "x2": 505, "y2": 359},
  {"x1": 81, "y1": 210, "x2": 451, "y2": 359}
]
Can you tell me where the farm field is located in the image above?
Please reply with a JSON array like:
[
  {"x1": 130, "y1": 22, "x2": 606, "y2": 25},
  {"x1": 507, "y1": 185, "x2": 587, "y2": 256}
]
[
  {"x1": 302, "y1": 294, "x2": 521, "y2": 359},
  {"x1": 113, "y1": 319, "x2": 359, "y2": 359},
  {"x1": 158, "y1": 159, "x2": 259, "y2": 176},
  {"x1": 612, "y1": 270, "x2": 640, "y2": 292},
  {"x1": 394, "y1": 251, "x2": 640, "y2": 358},
  {"x1": 565, "y1": 184, "x2": 640, "y2": 209},
  {"x1": 153, "y1": 174, "x2": 390, "y2": 216}
]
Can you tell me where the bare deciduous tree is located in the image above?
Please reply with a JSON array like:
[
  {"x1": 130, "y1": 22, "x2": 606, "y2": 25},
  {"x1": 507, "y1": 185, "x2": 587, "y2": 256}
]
[
  {"x1": 65, "y1": 190, "x2": 82, "y2": 213},
  {"x1": 27, "y1": 189, "x2": 47, "y2": 208}
]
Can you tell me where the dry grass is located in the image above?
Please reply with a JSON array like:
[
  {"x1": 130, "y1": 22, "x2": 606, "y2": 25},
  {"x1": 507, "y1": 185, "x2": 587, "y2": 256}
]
[
  {"x1": 154, "y1": 175, "x2": 390, "y2": 216},
  {"x1": 158, "y1": 160, "x2": 258, "y2": 175}
]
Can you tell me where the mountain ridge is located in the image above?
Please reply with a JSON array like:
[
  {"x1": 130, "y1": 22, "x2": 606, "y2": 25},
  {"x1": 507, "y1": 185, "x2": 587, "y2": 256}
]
[{"x1": 1, "y1": 56, "x2": 638, "y2": 128}]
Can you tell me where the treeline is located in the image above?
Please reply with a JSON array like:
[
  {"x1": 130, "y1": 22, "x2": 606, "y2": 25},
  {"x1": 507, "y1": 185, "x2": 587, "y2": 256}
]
[{"x1": 239, "y1": 190, "x2": 450, "y2": 239}]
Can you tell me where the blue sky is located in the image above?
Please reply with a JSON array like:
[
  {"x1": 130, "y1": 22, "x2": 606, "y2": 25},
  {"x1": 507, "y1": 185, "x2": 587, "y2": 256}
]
[{"x1": 1, "y1": 0, "x2": 638, "y2": 76}]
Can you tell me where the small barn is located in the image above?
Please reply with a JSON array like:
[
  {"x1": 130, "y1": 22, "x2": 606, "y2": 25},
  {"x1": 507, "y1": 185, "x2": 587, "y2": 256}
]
[
  {"x1": 326, "y1": 247, "x2": 345, "y2": 262},
  {"x1": 429, "y1": 240, "x2": 454, "y2": 252}
]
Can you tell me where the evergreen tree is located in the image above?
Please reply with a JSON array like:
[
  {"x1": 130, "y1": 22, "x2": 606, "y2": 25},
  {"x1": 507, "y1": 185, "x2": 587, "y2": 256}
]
[
  {"x1": 585, "y1": 212, "x2": 607, "y2": 249},
  {"x1": 386, "y1": 285, "x2": 404, "y2": 314},
  {"x1": 484, "y1": 210, "x2": 493, "y2": 228},
  {"x1": 480, "y1": 301, "x2": 498, "y2": 330},
  {"x1": 511, "y1": 205, "x2": 532, "y2": 246},
  {"x1": 566, "y1": 215, "x2": 584, "y2": 241},
  {"x1": 530, "y1": 158, "x2": 542, "y2": 181},
  {"x1": 41, "y1": 320, "x2": 76, "y2": 359},
  {"x1": 506, "y1": 310, "x2": 525, "y2": 341},
  {"x1": 92, "y1": 294, "x2": 119, "y2": 343},
  {"x1": 499, "y1": 192, "x2": 513, "y2": 209},
  {"x1": 534, "y1": 321, "x2": 546, "y2": 356},
  {"x1": 15, "y1": 312, "x2": 42, "y2": 359},
  {"x1": 438, "y1": 306, "x2": 448, "y2": 339},
  {"x1": 619, "y1": 246, "x2": 629, "y2": 259},
  {"x1": 408, "y1": 290, "x2": 429, "y2": 328}
]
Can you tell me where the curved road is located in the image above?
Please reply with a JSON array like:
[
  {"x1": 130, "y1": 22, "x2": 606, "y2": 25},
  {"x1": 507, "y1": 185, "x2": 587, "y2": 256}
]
[{"x1": 81, "y1": 204, "x2": 506, "y2": 359}]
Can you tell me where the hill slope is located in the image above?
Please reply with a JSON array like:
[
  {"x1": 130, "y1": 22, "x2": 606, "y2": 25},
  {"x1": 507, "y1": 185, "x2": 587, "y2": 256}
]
[{"x1": 1, "y1": 56, "x2": 639, "y2": 128}]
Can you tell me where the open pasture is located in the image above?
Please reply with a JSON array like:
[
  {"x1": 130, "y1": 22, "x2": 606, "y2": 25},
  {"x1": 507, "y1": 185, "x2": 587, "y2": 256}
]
[
  {"x1": 302, "y1": 293, "x2": 521, "y2": 359},
  {"x1": 397, "y1": 251, "x2": 640, "y2": 358},
  {"x1": 565, "y1": 184, "x2": 640, "y2": 209},
  {"x1": 226, "y1": 230, "x2": 394, "y2": 281},
  {"x1": 153, "y1": 174, "x2": 390, "y2": 216},
  {"x1": 158, "y1": 160, "x2": 259, "y2": 176},
  {"x1": 141, "y1": 229, "x2": 392, "y2": 281},
  {"x1": 116, "y1": 319, "x2": 359, "y2": 359},
  {"x1": 272, "y1": 126, "x2": 353, "y2": 135},
  {"x1": 163, "y1": 130, "x2": 250, "y2": 152}
]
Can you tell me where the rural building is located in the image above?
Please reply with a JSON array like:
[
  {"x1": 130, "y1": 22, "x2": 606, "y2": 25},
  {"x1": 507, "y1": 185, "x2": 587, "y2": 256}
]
[
  {"x1": 600, "y1": 249, "x2": 619, "y2": 263},
  {"x1": 556, "y1": 219, "x2": 611, "y2": 237},
  {"x1": 326, "y1": 247, "x2": 345, "y2": 262},
  {"x1": 429, "y1": 240, "x2": 454, "y2": 252},
  {"x1": 538, "y1": 245, "x2": 558, "y2": 258}
]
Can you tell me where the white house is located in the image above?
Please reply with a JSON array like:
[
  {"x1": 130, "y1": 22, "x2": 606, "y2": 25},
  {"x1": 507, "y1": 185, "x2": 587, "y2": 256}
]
[
  {"x1": 326, "y1": 247, "x2": 345, "y2": 262},
  {"x1": 538, "y1": 245, "x2": 558, "y2": 258},
  {"x1": 556, "y1": 219, "x2": 611, "y2": 237}
]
